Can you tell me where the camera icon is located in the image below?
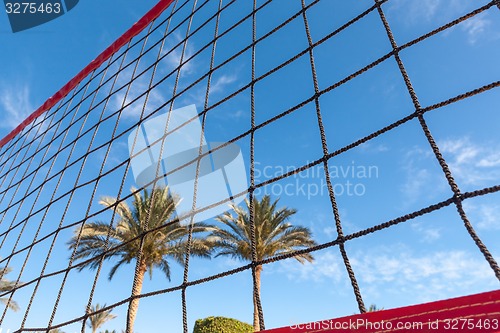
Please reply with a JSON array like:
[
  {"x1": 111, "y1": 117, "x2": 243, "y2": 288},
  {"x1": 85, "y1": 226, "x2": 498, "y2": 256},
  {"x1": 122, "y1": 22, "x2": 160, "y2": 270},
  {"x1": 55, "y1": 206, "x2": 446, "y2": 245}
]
[{"x1": 128, "y1": 104, "x2": 248, "y2": 223}]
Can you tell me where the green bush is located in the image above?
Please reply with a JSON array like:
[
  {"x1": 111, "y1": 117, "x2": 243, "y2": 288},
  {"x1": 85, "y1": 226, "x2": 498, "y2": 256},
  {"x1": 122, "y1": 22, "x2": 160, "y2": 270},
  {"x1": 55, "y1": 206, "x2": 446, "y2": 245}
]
[{"x1": 193, "y1": 316, "x2": 253, "y2": 333}]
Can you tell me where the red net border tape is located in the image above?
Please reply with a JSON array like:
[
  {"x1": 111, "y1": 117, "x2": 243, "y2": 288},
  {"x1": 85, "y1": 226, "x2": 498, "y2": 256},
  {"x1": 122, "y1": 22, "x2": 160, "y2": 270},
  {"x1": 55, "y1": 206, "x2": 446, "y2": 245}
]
[{"x1": 261, "y1": 290, "x2": 500, "y2": 333}]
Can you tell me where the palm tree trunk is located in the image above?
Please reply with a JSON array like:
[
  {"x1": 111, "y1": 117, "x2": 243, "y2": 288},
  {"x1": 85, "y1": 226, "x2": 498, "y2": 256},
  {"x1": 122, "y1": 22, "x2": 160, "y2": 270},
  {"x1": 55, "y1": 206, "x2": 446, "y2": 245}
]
[
  {"x1": 127, "y1": 259, "x2": 147, "y2": 333},
  {"x1": 253, "y1": 265, "x2": 263, "y2": 332}
]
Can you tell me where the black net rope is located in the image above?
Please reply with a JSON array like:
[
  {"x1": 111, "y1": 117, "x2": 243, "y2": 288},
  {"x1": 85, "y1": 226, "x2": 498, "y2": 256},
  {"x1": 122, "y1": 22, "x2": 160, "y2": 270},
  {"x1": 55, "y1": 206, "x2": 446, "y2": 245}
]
[{"x1": 0, "y1": 0, "x2": 499, "y2": 332}]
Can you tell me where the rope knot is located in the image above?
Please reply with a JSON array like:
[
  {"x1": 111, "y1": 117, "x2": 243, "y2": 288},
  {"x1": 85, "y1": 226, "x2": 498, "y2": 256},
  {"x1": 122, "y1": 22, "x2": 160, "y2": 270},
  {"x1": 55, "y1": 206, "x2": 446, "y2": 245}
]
[
  {"x1": 415, "y1": 108, "x2": 425, "y2": 116},
  {"x1": 335, "y1": 235, "x2": 346, "y2": 245},
  {"x1": 453, "y1": 193, "x2": 464, "y2": 203}
]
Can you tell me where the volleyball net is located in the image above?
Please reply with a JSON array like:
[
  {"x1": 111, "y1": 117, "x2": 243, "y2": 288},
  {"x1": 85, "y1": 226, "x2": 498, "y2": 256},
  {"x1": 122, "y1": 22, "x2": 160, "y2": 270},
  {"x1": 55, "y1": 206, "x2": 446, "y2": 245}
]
[{"x1": 0, "y1": 0, "x2": 499, "y2": 332}]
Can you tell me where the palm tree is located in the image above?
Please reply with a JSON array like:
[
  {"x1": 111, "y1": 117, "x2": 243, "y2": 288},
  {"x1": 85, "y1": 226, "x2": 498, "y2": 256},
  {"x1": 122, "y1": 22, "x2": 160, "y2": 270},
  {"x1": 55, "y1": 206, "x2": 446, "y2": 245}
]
[
  {"x1": 87, "y1": 303, "x2": 116, "y2": 333},
  {"x1": 68, "y1": 187, "x2": 213, "y2": 332},
  {"x1": 208, "y1": 195, "x2": 317, "y2": 331},
  {"x1": 0, "y1": 266, "x2": 20, "y2": 312}
]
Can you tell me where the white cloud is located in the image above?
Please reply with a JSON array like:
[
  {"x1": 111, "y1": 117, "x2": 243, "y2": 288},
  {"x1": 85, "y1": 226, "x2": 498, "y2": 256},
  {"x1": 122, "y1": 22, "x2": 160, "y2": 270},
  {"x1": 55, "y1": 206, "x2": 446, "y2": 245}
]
[
  {"x1": 461, "y1": 13, "x2": 491, "y2": 44},
  {"x1": 401, "y1": 168, "x2": 431, "y2": 200},
  {"x1": 388, "y1": 0, "x2": 466, "y2": 24},
  {"x1": 388, "y1": 1, "x2": 495, "y2": 44},
  {"x1": 180, "y1": 74, "x2": 240, "y2": 110},
  {"x1": 388, "y1": 0, "x2": 500, "y2": 45},
  {"x1": 477, "y1": 152, "x2": 500, "y2": 168},
  {"x1": 209, "y1": 75, "x2": 238, "y2": 95},
  {"x1": 411, "y1": 222, "x2": 442, "y2": 242},
  {"x1": 0, "y1": 82, "x2": 34, "y2": 130},
  {"x1": 439, "y1": 137, "x2": 500, "y2": 186},
  {"x1": 112, "y1": 65, "x2": 169, "y2": 120},
  {"x1": 226, "y1": 109, "x2": 247, "y2": 120},
  {"x1": 400, "y1": 137, "x2": 500, "y2": 202},
  {"x1": 359, "y1": 141, "x2": 390, "y2": 153},
  {"x1": 409, "y1": 0, "x2": 441, "y2": 21},
  {"x1": 351, "y1": 247, "x2": 497, "y2": 302},
  {"x1": 323, "y1": 226, "x2": 337, "y2": 238},
  {"x1": 216, "y1": 257, "x2": 244, "y2": 271},
  {"x1": 462, "y1": 201, "x2": 500, "y2": 230},
  {"x1": 161, "y1": 31, "x2": 196, "y2": 77},
  {"x1": 277, "y1": 243, "x2": 498, "y2": 304},
  {"x1": 109, "y1": 29, "x2": 204, "y2": 121},
  {"x1": 98, "y1": 140, "x2": 129, "y2": 171},
  {"x1": 387, "y1": 0, "x2": 435, "y2": 22},
  {"x1": 475, "y1": 205, "x2": 500, "y2": 230},
  {"x1": 110, "y1": 32, "x2": 239, "y2": 118},
  {"x1": 399, "y1": 145, "x2": 445, "y2": 206},
  {"x1": 278, "y1": 251, "x2": 342, "y2": 284}
]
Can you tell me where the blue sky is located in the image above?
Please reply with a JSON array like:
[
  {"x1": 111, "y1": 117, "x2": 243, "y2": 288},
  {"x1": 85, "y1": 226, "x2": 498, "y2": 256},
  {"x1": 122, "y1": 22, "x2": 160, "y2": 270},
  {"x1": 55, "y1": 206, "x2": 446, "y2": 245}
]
[{"x1": 0, "y1": 0, "x2": 500, "y2": 332}]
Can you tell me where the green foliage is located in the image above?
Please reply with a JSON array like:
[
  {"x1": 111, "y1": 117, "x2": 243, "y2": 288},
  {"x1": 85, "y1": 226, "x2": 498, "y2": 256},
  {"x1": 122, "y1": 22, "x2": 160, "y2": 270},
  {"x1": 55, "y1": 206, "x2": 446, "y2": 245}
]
[{"x1": 193, "y1": 316, "x2": 253, "y2": 333}]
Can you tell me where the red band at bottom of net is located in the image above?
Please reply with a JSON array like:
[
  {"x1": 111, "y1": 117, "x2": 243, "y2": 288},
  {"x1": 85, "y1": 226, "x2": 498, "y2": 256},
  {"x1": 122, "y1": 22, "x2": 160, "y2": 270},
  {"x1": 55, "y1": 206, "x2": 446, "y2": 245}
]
[{"x1": 262, "y1": 290, "x2": 500, "y2": 333}]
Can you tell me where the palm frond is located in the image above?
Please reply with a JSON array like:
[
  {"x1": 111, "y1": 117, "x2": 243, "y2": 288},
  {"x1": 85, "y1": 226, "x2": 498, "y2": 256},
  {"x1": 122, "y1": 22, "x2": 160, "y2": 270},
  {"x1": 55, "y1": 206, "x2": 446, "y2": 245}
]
[
  {"x1": 0, "y1": 297, "x2": 19, "y2": 311},
  {"x1": 68, "y1": 187, "x2": 215, "y2": 284},
  {"x1": 0, "y1": 266, "x2": 20, "y2": 312},
  {"x1": 108, "y1": 257, "x2": 132, "y2": 280},
  {"x1": 87, "y1": 303, "x2": 116, "y2": 331}
]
